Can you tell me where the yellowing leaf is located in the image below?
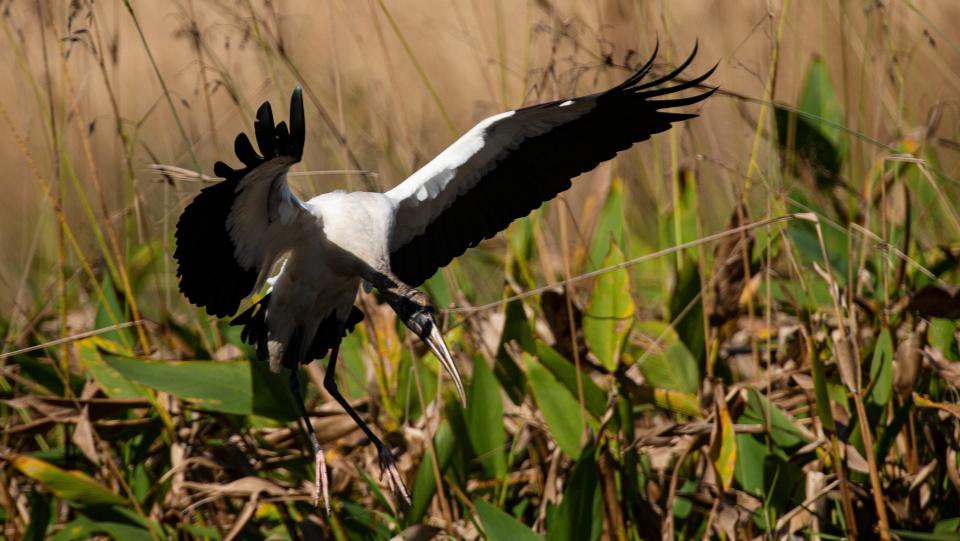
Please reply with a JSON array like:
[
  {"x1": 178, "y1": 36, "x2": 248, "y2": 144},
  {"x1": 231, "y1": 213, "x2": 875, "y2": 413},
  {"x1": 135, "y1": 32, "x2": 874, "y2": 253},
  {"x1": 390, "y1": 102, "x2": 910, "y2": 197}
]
[
  {"x1": 14, "y1": 456, "x2": 127, "y2": 507},
  {"x1": 709, "y1": 395, "x2": 737, "y2": 492}
]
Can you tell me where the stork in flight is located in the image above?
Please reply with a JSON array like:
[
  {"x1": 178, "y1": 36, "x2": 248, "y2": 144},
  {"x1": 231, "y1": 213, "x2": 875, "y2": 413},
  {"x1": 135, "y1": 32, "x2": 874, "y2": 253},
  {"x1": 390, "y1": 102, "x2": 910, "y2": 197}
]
[{"x1": 174, "y1": 44, "x2": 714, "y2": 507}]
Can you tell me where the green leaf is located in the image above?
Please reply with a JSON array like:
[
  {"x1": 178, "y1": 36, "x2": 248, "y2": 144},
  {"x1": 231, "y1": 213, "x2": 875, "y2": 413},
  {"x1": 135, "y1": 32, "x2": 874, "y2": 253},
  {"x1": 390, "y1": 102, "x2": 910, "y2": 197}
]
[
  {"x1": 583, "y1": 243, "x2": 635, "y2": 370},
  {"x1": 94, "y1": 273, "x2": 134, "y2": 354},
  {"x1": 507, "y1": 213, "x2": 538, "y2": 289},
  {"x1": 929, "y1": 318, "x2": 958, "y2": 360},
  {"x1": 668, "y1": 256, "x2": 705, "y2": 364},
  {"x1": 635, "y1": 322, "x2": 700, "y2": 395},
  {"x1": 339, "y1": 329, "x2": 370, "y2": 400},
  {"x1": 741, "y1": 389, "x2": 805, "y2": 449},
  {"x1": 774, "y1": 56, "x2": 846, "y2": 188},
  {"x1": 869, "y1": 328, "x2": 894, "y2": 406},
  {"x1": 546, "y1": 444, "x2": 601, "y2": 541},
  {"x1": 734, "y1": 433, "x2": 767, "y2": 497},
  {"x1": 467, "y1": 357, "x2": 507, "y2": 478},
  {"x1": 24, "y1": 489, "x2": 52, "y2": 541},
  {"x1": 809, "y1": 337, "x2": 836, "y2": 433},
  {"x1": 535, "y1": 341, "x2": 606, "y2": 420},
  {"x1": 495, "y1": 297, "x2": 535, "y2": 404},
  {"x1": 424, "y1": 271, "x2": 453, "y2": 310},
  {"x1": 75, "y1": 338, "x2": 148, "y2": 399},
  {"x1": 587, "y1": 177, "x2": 624, "y2": 271},
  {"x1": 475, "y1": 498, "x2": 543, "y2": 541},
  {"x1": 74, "y1": 507, "x2": 160, "y2": 541},
  {"x1": 524, "y1": 353, "x2": 584, "y2": 460},
  {"x1": 102, "y1": 356, "x2": 297, "y2": 421},
  {"x1": 395, "y1": 346, "x2": 437, "y2": 422},
  {"x1": 14, "y1": 455, "x2": 127, "y2": 507},
  {"x1": 407, "y1": 422, "x2": 455, "y2": 525},
  {"x1": 49, "y1": 520, "x2": 97, "y2": 541}
]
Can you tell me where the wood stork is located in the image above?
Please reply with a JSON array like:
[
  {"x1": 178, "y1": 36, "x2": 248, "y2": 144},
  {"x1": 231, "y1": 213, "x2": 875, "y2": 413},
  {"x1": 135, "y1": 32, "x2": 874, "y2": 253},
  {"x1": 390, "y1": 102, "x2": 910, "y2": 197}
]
[{"x1": 174, "y1": 44, "x2": 714, "y2": 507}]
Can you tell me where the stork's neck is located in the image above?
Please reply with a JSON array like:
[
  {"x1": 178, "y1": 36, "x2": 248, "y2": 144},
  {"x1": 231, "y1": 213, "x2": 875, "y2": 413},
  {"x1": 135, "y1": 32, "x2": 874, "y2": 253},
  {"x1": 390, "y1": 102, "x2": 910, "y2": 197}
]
[{"x1": 364, "y1": 269, "x2": 416, "y2": 301}]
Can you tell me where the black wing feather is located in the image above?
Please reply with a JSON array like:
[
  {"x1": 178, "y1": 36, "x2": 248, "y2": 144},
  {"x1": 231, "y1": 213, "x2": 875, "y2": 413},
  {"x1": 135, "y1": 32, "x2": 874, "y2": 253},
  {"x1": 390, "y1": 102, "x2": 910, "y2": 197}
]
[
  {"x1": 174, "y1": 87, "x2": 306, "y2": 317},
  {"x1": 390, "y1": 48, "x2": 715, "y2": 286}
]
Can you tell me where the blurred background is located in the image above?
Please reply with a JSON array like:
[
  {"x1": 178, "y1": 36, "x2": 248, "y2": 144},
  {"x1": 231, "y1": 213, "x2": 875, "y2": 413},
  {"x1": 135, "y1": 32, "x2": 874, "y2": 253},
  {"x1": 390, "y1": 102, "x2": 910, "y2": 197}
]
[{"x1": 3, "y1": 1, "x2": 960, "y2": 539}]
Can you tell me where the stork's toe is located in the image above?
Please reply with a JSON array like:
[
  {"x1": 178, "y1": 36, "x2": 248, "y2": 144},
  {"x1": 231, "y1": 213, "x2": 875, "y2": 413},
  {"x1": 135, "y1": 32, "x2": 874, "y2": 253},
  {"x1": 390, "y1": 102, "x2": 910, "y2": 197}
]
[{"x1": 377, "y1": 446, "x2": 411, "y2": 507}]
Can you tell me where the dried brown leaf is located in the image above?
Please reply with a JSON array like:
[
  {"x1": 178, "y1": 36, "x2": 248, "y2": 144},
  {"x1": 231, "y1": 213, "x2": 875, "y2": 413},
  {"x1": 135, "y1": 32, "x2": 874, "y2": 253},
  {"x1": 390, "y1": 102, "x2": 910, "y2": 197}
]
[
  {"x1": 923, "y1": 346, "x2": 960, "y2": 389},
  {"x1": 709, "y1": 204, "x2": 754, "y2": 327},
  {"x1": 893, "y1": 327, "x2": 921, "y2": 398},
  {"x1": 71, "y1": 406, "x2": 100, "y2": 466},
  {"x1": 832, "y1": 332, "x2": 859, "y2": 392}
]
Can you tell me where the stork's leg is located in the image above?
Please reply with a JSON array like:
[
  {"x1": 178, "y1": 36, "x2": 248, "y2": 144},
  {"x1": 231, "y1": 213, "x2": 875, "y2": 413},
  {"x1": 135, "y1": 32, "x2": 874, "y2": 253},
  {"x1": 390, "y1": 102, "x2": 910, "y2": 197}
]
[
  {"x1": 288, "y1": 369, "x2": 330, "y2": 513},
  {"x1": 323, "y1": 337, "x2": 412, "y2": 505}
]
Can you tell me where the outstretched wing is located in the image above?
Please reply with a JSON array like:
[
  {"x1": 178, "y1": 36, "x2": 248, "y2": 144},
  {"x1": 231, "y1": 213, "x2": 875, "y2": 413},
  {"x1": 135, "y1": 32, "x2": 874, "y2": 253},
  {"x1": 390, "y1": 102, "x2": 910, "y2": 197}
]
[
  {"x1": 175, "y1": 88, "x2": 308, "y2": 317},
  {"x1": 387, "y1": 44, "x2": 715, "y2": 286}
]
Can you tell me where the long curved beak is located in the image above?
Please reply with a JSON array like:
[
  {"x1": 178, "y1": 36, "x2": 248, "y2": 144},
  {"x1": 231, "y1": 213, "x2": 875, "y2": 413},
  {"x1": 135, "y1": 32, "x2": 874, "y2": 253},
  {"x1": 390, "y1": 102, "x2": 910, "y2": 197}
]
[{"x1": 425, "y1": 325, "x2": 466, "y2": 406}]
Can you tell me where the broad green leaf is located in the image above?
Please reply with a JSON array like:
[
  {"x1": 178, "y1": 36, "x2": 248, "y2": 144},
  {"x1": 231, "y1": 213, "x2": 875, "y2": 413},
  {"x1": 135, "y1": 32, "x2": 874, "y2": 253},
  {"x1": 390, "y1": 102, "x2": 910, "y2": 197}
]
[
  {"x1": 507, "y1": 213, "x2": 537, "y2": 289},
  {"x1": 929, "y1": 318, "x2": 958, "y2": 360},
  {"x1": 774, "y1": 57, "x2": 846, "y2": 188},
  {"x1": 869, "y1": 328, "x2": 894, "y2": 406},
  {"x1": 734, "y1": 433, "x2": 767, "y2": 497},
  {"x1": 809, "y1": 337, "x2": 836, "y2": 433},
  {"x1": 24, "y1": 489, "x2": 52, "y2": 541},
  {"x1": 74, "y1": 507, "x2": 160, "y2": 541},
  {"x1": 535, "y1": 341, "x2": 606, "y2": 420},
  {"x1": 475, "y1": 498, "x2": 543, "y2": 541},
  {"x1": 524, "y1": 353, "x2": 584, "y2": 460},
  {"x1": 583, "y1": 244, "x2": 634, "y2": 370},
  {"x1": 356, "y1": 467, "x2": 396, "y2": 518},
  {"x1": 495, "y1": 297, "x2": 535, "y2": 404},
  {"x1": 709, "y1": 399, "x2": 737, "y2": 491},
  {"x1": 395, "y1": 346, "x2": 437, "y2": 422},
  {"x1": 75, "y1": 338, "x2": 148, "y2": 399},
  {"x1": 639, "y1": 341, "x2": 700, "y2": 395},
  {"x1": 339, "y1": 499, "x2": 393, "y2": 540},
  {"x1": 934, "y1": 517, "x2": 960, "y2": 533},
  {"x1": 741, "y1": 389, "x2": 805, "y2": 449},
  {"x1": 103, "y1": 356, "x2": 297, "y2": 421},
  {"x1": 786, "y1": 189, "x2": 850, "y2": 280},
  {"x1": 424, "y1": 271, "x2": 453, "y2": 310},
  {"x1": 587, "y1": 177, "x2": 624, "y2": 271},
  {"x1": 546, "y1": 444, "x2": 601, "y2": 541},
  {"x1": 49, "y1": 520, "x2": 97, "y2": 541},
  {"x1": 339, "y1": 328, "x2": 369, "y2": 400},
  {"x1": 14, "y1": 455, "x2": 126, "y2": 507},
  {"x1": 668, "y1": 256, "x2": 705, "y2": 363},
  {"x1": 467, "y1": 356, "x2": 507, "y2": 478},
  {"x1": 407, "y1": 422, "x2": 455, "y2": 525},
  {"x1": 94, "y1": 273, "x2": 134, "y2": 354},
  {"x1": 11, "y1": 354, "x2": 85, "y2": 397}
]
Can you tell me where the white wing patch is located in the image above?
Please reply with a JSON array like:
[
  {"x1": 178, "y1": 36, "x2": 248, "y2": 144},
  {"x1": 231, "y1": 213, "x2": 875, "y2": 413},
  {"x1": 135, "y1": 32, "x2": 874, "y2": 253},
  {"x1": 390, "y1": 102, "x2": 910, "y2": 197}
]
[{"x1": 386, "y1": 98, "x2": 598, "y2": 250}]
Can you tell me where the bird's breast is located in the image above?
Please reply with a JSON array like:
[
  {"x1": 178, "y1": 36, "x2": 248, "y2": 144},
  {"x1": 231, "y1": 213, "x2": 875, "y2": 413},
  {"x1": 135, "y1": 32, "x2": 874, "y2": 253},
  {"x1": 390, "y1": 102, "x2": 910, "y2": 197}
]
[{"x1": 307, "y1": 191, "x2": 397, "y2": 271}]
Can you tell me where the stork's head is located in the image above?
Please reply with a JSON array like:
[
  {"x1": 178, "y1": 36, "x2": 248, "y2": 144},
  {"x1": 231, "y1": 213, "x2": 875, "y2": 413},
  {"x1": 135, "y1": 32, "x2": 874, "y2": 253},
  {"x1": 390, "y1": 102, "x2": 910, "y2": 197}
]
[{"x1": 384, "y1": 288, "x2": 466, "y2": 406}]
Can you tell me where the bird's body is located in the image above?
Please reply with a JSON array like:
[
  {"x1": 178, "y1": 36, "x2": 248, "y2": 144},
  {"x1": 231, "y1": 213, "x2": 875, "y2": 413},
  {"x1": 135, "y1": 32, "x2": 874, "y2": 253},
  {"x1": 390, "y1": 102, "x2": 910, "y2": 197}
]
[{"x1": 174, "y1": 44, "x2": 714, "y2": 507}]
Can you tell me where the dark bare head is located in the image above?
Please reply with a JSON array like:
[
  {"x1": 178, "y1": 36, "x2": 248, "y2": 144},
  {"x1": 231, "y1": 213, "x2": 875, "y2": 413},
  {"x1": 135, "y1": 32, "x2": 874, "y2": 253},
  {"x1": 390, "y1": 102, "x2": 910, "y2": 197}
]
[{"x1": 381, "y1": 283, "x2": 466, "y2": 405}]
